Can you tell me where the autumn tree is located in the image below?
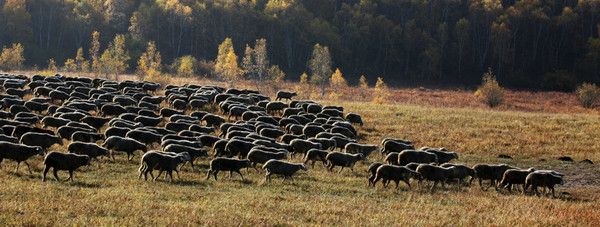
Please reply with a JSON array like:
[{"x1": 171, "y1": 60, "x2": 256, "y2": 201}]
[
  {"x1": 308, "y1": 43, "x2": 333, "y2": 97},
  {"x1": 47, "y1": 58, "x2": 58, "y2": 72},
  {"x1": 372, "y1": 77, "x2": 391, "y2": 104},
  {"x1": 242, "y1": 38, "x2": 272, "y2": 89},
  {"x1": 90, "y1": 31, "x2": 101, "y2": 74},
  {"x1": 475, "y1": 69, "x2": 504, "y2": 107},
  {"x1": 172, "y1": 55, "x2": 197, "y2": 77},
  {"x1": 215, "y1": 38, "x2": 241, "y2": 85},
  {"x1": 64, "y1": 58, "x2": 77, "y2": 72},
  {"x1": 99, "y1": 34, "x2": 130, "y2": 79},
  {"x1": 359, "y1": 75, "x2": 368, "y2": 88},
  {"x1": 137, "y1": 41, "x2": 162, "y2": 80},
  {"x1": 75, "y1": 48, "x2": 88, "y2": 72},
  {"x1": 0, "y1": 43, "x2": 25, "y2": 70}
]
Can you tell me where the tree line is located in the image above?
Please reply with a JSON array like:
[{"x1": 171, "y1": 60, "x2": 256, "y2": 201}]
[{"x1": 0, "y1": 0, "x2": 599, "y2": 91}]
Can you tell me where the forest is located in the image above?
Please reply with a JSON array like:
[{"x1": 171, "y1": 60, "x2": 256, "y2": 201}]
[{"x1": 0, "y1": 0, "x2": 599, "y2": 90}]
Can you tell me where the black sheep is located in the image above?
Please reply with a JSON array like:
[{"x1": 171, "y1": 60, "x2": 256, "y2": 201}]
[{"x1": 42, "y1": 151, "x2": 91, "y2": 182}]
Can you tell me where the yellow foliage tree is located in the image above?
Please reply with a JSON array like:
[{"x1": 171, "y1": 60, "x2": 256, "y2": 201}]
[
  {"x1": 475, "y1": 69, "x2": 504, "y2": 107},
  {"x1": 90, "y1": 31, "x2": 101, "y2": 74},
  {"x1": 137, "y1": 41, "x2": 162, "y2": 80},
  {"x1": 47, "y1": 58, "x2": 57, "y2": 72},
  {"x1": 215, "y1": 38, "x2": 241, "y2": 84},
  {"x1": 359, "y1": 75, "x2": 368, "y2": 88},
  {"x1": 372, "y1": 77, "x2": 391, "y2": 104},
  {"x1": 75, "y1": 47, "x2": 88, "y2": 72},
  {"x1": 64, "y1": 58, "x2": 77, "y2": 72},
  {"x1": 176, "y1": 55, "x2": 197, "y2": 77},
  {"x1": 0, "y1": 43, "x2": 25, "y2": 70},
  {"x1": 329, "y1": 68, "x2": 347, "y2": 100}
]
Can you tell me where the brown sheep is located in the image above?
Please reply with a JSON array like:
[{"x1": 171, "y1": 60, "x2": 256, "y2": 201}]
[
  {"x1": 498, "y1": 168, "x2": 536, "y2": 192},
  {"x1": 373, "y1": 164, "x2": 421, "y2": 189},
  {"x1": 416, "y1": 164, "x2": 456, "y2": 192},
  {"x1": 524, "y1": 171, "x2": 565, "y2": 197},
  {"x1": 325, "y1": 152, "x2": 363, "y2": 173},
  {"x1": 42, "y1": 151, "x2": 91, "y2": 182},
  {"x1": 470, "y1": 164, "x2": 516, "y2": 191}
]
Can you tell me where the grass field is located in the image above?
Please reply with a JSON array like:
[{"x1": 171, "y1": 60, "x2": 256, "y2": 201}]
[{"x1": 1, "y1": 99, "x2": 599, "y2": 226}]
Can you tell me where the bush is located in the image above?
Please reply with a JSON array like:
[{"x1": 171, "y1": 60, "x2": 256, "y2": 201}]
[
  {"x1": 145, "y1": 71, "x2": 172, "y2": 86},
  {"x1": 475, "y1": 69, "x2": 504, "y2": 107},
  {"x1": 169, "y1": 55, "x2": 197, "y2": 77},
  {"x1": 576, "y1": 83, "x2": 600, "y2": 108},
  {"x1": 372, "y1": 77, "x2": 390, "y2": 104}
]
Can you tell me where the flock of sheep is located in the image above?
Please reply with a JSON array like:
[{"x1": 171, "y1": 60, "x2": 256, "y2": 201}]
[{"x1": 0, "y1": 73, "x2": 566, "y2": 197}]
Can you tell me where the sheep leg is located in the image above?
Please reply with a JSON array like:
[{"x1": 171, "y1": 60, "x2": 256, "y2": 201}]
[
  {"x1": 67, "y1": 170, "x2": 74, "y2": 181},
  {"x1": 236, "y1": 171, "x2": 244, "y2": 181},
  {"x1": 205, "y1": 170, "x2": 212, "y2": 180},
  {"x1": 14, "y1": 162, "x2": 20, "y2": 173},
  {"x1": 110, "y1": 152, "x2": 115, "y2": 162},
  {"x1": 168, "y1": 171, "x2": 174, "y2": 182},
  {"x1": 338, "y1": 166, "x2": 344, "y2": 173},
  {"x1": 430, "y1": 181, "x2": 438, "y2": 193},
  {"x1": 550, "y1": 187, "x2": 556, "y2": 198},
  {"x1": 395, "y1": 180, "x2": 400, "y2": 189},
  {"x1": 154, "y1": 170, "x2": 163, "y2": 181},
  {"x1": 24, "y1": 161, "x2": 32, "y2": 175},
  {"x1": 42, "y1": 166, "x2": 50, "y2": 182},
  {"x1": 53, "y1": 169, "x2": 60, "y2": 181}
]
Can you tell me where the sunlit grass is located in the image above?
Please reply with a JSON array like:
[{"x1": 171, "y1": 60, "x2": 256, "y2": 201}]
[{"x1": 1, "y1": 100, "x2": 599, "y2": 225}]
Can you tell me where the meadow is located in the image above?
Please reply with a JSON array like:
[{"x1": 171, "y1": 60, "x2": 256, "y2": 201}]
[{"x1": 1, "y1": 96, "x2": 599, "y2": 226}]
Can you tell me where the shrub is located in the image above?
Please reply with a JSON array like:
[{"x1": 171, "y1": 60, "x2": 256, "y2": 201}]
[
  {"x1": 372, "y1": 77, "x2": 390, "y2": 104},
  {"x1": 64, "y1": 59, "x2": 77, "y2": 72},
  {"x1": 576, "y1": 83, "x2": 600, "y2": 108},
  {"x1": 359, "y1": 75, "x2": 369, "y2": 88},
  {"x1": 329, "y1": 68, "x2": 347, "y2": 100},
  {"x1": 145, "y1": 71, "x2": 172, "y2": 86},
  {"x1": 47, "y1": 58, "x2": 58, "y2": 72},
  {"x1": 475, "y1": 69, "x2": 504, "y2": 107}
]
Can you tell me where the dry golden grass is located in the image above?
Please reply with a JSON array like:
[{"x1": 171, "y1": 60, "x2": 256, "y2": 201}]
[{"x1": 1, "y1": 71, "x2": 599, "y2": 225}]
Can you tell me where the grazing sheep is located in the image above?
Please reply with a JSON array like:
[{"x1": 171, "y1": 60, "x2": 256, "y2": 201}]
[
  {"x1": 263, "y1": 159, "x2": 307, "y2": 183},
  {"x1": 440, "y1": 163, "x2": 476, "y2": 187},
  {"x1": 266, "y1": 101, "x2": 287, "y2": 115},
  {"x1": 367, "y1": 162, "x2": 384, "y2": 187},
  {"x1": 57, "y1": 125, "x2": 93, "y2": 140},
  {"x1": 225, "y1": 139, "x2": 256, "y2": 158},
  {"x1": 470, "y1": 164, "x2": 515, "y2": 190},
  {"x1": 325, "y1": 152, "x2": 363, "y2": 173},
  {"x1": 384, "y1": 152, "x2": 400, "y2": 165},
  {"x1": 303, "y1": 148, "x2": 330, "y2": 168},
  {"x1": 422, "y1": 148, "x2": 459, "y2": 164},
  {"x1": 404, "y1": 162, "x2": 421, "y2": 171},
  {"x1": 397, "y1": 150, "x2": 438, "y2": 166},
  {"x1": 71, "y1": 131, "x2": 105, "y2": 143},
  {"x1": 19, "y1": 132, "x2": 63, "y2": 151},
  {"x1": 303, "y1": 125, "x2": 326, "y2": 138},
  {"x1": 0, "y1": 134, "x2": 18, "y2": 143},
  {"x1": 381, "y1": 140, "x2": 415, "y2": 155},
  {"x1": 67, "y1": 142, "x2": 110, "y2": 161},
  {"x1": 416, "y1": 164, "x2": 456, "y2": 192},
  {"x1": 247, "y1": 149, "x2": 288, "y2": 170},
  {"x1": 125, "y1": 130, "x2": 163, "y2": 145},
  {"x1": 138, "y1": 151, "x2": 191, "y2": 182},
  {"x1": 104, "y1": 126, "x2": 129, "y2": 138},
  {"x1": 163, "y1": 144, "x2": 208, "y2": 168},
  {"x1": 41, "y1": 116, "x2": 71, "y2": 128},
  {"x1": 276, "y1": 91, "x2": 297, "y2": 101},
  {"x1": 499, "y1": 168, "x2": 536, "y2": 192},
  {"x1": 345, "y1": 113, "x2": 363, "y2": 126},
  {"x1": 42, "y1": 151, "x2": 91, "y2": 182},
  {"x1": 102, "y1": 136, "x2": 148, "y2": 161},
  {"x1": 0, "y1": 142, "x2": 44, "y2": 174},
  {"x1": 290, "y1": 139, "x2": 322, "y2": 158},
  {"x1": 12, "y1": 125, "x2": 55, "y2": 139},
  {"x1": 307, "y1": 138, "x2": 336, "y2": 151},
  {"x1": 344, "y1": 143, "x2": 378, "y2": 158},
  {"x1": 201, "y1": 114, "x2": 226, "y2": 127},
  {"x1": 524, "y1": 171, "x2": 565, "y2": 197},
  {"x1": 206, "y1": 157, "x2": 252, "y2": 181},
  {"x1": 373, "y1": 164, "x2": 421, "y2": 189}
]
